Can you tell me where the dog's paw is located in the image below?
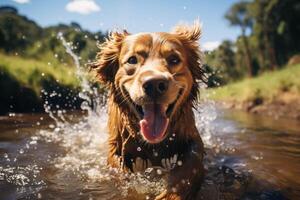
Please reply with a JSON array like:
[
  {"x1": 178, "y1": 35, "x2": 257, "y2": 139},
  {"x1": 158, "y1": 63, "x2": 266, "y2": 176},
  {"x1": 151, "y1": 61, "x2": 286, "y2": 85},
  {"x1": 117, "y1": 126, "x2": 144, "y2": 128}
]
[{"x1": 155, "y1": 190, "x2": 182, "y2": 200}]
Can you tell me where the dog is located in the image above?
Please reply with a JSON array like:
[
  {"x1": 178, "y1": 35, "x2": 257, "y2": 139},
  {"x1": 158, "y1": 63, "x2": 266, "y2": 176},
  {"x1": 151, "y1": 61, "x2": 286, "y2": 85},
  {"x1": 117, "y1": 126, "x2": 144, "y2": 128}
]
[{"x1": 92, "y1": 21, "x2": 205, "y2": 200}]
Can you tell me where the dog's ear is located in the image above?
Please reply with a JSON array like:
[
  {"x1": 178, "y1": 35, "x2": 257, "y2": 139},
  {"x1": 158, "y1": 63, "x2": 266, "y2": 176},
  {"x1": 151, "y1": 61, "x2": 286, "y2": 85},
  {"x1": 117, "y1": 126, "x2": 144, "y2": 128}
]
[
  {"x1": 172, "y1": 21, "x2": 205, "y2": 102},
  {"x1": 92, "y1": 30, "x2": 129, "y2": 85},
  {"x1": 172, "y1": 21, "x2": 203, "y2": 80},
  {"x1": 172, "y1": 20, "x2": 202, "y2": 42}
]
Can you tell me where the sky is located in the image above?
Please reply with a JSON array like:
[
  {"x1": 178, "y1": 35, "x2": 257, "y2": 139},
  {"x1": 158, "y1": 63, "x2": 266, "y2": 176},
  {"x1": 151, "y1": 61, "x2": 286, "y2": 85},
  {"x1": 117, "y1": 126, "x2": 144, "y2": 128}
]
[{"x1": 1, "y1": 0, "x2": 241, "y2": 51}]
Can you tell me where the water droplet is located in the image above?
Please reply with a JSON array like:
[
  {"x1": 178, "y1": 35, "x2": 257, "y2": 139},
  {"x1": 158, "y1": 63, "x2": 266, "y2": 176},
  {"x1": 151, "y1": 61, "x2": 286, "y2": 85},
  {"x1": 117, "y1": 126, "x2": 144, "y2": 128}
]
[
  {"x1": 30, "y1": 140, "x2": 37, "y2": 145},
  {"x1": 156, "y1": 169, "x2": 162, "y2": 175},
  {"x1": 171, "y1": 187, "x2": 177, "y2": 192},
  {"x1": 177, "y1": 160, "x2": 182, "y2": 166},
  {"x1": 9, "y1": 113, "x2": 16, "y2": 117}
]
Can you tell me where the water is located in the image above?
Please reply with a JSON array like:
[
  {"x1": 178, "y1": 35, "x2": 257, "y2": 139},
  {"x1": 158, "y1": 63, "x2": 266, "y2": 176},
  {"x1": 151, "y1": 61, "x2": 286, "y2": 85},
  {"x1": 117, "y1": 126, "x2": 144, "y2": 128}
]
[
  {"x1": 0, "y1": 36, "x2": 300, "y2": 199},
  {"x1": 1, "y1": 108, "x2": 300, "y2": 199}
]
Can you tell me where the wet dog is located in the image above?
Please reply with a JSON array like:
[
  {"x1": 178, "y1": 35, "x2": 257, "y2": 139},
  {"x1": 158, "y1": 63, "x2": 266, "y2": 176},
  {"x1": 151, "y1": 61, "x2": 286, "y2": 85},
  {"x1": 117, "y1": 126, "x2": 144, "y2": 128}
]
[{"x1": 93, "y1": 21, "x2": 205, "y2": 200}]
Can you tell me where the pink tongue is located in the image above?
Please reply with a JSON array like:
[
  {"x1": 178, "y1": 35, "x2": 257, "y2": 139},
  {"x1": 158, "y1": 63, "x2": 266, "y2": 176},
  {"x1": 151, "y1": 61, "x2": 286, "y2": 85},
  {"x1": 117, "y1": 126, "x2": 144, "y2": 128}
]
[{"x1": 139, "y1": 104, "x2": 169, "y2": 143}]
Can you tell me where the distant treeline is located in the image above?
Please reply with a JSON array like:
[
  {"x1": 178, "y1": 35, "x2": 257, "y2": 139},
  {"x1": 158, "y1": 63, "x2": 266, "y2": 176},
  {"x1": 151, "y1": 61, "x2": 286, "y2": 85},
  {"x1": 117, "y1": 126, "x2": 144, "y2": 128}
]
[
  {"x1": 0, "y1": 6, "x2": 108, "y2": 114},
  {"x1": 1, "y1": 2, "x2": 300, "y2": 89},
  {"x1": 0, "y1": 6, "x2": 106, "y2": 65},
  {"x1": 205, "y1": 0, "x2": 300, "y2": 86}
]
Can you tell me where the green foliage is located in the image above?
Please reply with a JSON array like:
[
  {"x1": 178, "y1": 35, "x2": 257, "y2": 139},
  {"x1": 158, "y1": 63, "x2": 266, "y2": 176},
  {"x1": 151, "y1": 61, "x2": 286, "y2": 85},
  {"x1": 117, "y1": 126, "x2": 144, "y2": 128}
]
[
  {"x1": 0, "y1": 6, "x2": 106, "y2": 65},
  {"x1": 207, "y1": 64, "x2": 300, "y2": 102},
  {"x1": 0, "y1": 53, "x2": 85, "y2": 114},
  {"x1": 0, "y1": 6, "x2": 42, "y2": 52},
  {"x1": 0, "y1": 53, "x2": 79, "y2": 94},
  {"x1": 225, "y1": 1, "x2": 253, "y2": 33},
  {"x1": 205, "y1": 0, "x2": 300, "y2": 85}
]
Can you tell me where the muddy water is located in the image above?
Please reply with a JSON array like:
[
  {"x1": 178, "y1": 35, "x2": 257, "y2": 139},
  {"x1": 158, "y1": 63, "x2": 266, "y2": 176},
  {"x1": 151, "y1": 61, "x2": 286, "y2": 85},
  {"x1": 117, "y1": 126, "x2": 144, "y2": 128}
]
[{"x1": 0, "y1": 107, "x2": 299, "y2": 200}]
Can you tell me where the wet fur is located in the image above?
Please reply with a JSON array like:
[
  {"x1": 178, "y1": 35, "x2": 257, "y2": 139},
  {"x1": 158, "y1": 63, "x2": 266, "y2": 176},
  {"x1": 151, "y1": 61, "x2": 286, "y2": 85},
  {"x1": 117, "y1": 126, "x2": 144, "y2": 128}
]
[{"x1": 92, "y1": 21, "x2": 205, "y2": 200}]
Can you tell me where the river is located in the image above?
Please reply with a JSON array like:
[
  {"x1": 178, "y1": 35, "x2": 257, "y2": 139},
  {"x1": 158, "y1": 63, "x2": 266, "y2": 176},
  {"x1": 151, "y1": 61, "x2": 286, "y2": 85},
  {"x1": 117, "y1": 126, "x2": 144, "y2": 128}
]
[{"x1": 0, "y1": 105, "x2": 299, "y2": 200}]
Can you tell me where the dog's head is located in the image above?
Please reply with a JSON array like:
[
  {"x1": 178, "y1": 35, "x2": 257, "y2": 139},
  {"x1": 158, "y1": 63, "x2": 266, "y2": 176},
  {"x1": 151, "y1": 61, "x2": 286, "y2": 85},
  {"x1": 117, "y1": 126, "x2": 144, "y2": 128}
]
[{"x1": 94, "y1": 21, "x2": 203, "y2": 144}]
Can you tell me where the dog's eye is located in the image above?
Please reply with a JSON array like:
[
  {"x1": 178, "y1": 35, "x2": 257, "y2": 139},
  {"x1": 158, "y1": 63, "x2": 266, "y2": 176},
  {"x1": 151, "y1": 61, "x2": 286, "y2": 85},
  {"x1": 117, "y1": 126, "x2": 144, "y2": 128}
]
[
  {"x1": 167, "y1": 55, "x2": 181, "y2": 66},
  {"x1": 127, "y1": 56, "x2": 138, "y2": 64}
]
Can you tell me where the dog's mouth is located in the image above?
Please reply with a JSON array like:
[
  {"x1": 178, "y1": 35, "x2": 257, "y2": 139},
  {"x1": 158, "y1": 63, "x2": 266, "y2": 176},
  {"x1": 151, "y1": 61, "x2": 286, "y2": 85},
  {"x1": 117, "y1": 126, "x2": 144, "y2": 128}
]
[{"x1": 132, "y1": 89, "x2": 183, "y2": 144}]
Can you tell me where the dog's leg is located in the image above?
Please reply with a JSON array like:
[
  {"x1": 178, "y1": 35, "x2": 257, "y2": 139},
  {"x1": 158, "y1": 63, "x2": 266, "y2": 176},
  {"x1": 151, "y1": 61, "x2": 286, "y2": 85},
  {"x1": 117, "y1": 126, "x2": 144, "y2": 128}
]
[{"x1": 156, "y1": 137, "x2": 204, "y2": 200}]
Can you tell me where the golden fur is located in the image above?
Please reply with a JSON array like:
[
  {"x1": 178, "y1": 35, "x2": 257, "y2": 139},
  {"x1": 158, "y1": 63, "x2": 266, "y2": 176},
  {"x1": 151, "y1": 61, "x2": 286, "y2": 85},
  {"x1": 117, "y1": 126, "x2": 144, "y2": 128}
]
[{"x1": 92, "y1": 21, "x2": 205, "y2": 200}]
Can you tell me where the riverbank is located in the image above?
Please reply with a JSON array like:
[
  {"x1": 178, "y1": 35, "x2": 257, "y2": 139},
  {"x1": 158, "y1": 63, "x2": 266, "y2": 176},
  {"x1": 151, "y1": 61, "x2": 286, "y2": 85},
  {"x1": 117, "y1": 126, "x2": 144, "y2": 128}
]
[
  {"x1": 0, "y1": 53, "x2": 82, "y2": 115},
  {"x1": 206, "y1": 64, "x2": 300, "y2": 120}
]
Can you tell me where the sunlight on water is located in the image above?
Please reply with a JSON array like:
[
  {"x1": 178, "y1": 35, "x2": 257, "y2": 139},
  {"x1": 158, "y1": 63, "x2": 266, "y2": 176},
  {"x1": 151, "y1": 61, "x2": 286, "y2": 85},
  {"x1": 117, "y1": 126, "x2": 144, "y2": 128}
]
[
  {"x1": 195, "y1": 82, "x2": 218, "y2": 148},
  {"x1": 0, "y1": 34, "x2": 240, "y2": 199}
]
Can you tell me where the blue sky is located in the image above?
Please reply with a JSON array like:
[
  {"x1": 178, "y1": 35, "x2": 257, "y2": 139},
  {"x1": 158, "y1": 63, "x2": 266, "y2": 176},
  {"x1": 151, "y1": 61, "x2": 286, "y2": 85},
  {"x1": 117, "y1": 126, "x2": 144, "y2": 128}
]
[{"x1": 1, "y1": 0, "x2": 241, "y2": 50}]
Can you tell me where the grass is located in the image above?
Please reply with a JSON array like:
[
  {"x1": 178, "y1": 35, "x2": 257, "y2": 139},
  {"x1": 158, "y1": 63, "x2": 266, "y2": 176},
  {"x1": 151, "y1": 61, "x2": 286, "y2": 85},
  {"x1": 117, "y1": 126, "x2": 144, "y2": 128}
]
[
  {"x1": 0, "y1": 53, "x2": 87, "y2": 114},
  {"x1": 0, "y1": 53, "x2": 80, "y2": 94},
  {"x1": 207, "y1": 64, "x2": 300, "y2": 103}
]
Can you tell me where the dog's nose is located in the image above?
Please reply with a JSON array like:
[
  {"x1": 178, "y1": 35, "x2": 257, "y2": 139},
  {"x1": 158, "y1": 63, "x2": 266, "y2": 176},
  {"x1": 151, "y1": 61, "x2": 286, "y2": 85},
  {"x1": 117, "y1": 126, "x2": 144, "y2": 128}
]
[{"x1": 142, "y1": 77, "x2": 169, "y2": 98}]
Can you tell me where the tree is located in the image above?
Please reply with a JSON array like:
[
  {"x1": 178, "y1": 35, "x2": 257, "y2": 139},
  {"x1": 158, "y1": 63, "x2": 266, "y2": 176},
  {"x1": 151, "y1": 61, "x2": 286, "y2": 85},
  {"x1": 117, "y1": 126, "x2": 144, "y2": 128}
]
[
  {"x1": 248, "y1": 0, "x2": 278, "y2": 70},
  {"x1": 216, "y1": 40, "x2": 241, "y2": 81},
  {"x1": 225, "y1": 2, "x2": 254, "y2": 77},
  {"x1": 0, "y1": 7, "x2": 42, "y2": 53}
]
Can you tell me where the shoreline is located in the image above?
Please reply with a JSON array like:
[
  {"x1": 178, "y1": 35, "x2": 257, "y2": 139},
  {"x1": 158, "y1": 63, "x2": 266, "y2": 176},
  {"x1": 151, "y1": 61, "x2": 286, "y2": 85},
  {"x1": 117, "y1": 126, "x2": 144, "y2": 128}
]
[{"x1": 215, "y1": 94, "x2": 300, "y2": 120}]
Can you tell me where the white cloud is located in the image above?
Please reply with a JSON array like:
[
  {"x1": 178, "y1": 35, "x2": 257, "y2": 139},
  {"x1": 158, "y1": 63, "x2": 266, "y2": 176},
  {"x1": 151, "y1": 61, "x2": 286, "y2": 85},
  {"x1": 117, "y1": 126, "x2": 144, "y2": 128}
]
[
  {"x1": 202, "y1": 41, "x2": 221, "y2": 52},
  {"x1": 66, "y1": 0, "x2": 100, "y2": 15},
  {"x1": 12, "y1": 0, "x2": 30, "y2": 4}
]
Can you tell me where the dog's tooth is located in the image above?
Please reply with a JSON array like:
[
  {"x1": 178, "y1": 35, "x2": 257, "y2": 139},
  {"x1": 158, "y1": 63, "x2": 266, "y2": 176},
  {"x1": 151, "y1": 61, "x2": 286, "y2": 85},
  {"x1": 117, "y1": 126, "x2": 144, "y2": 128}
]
[
  {"x1": 170, "y1": 155, "x2": 174, "y2": 164},
  {"x1": 135, "y1": 157, "x2": 144, "y2": 172},
  {"x1": 161, "y1": 158, "x2": 166, "y2": 168},
  {"x1": 132, "y1": 162, "x2": 136, "y2": 172},
  {"x1": 173, "y1": 154, "x2": 178, "y2": 164},
  {"x1": 165, "y1": 158, "x2": 171, "y2": 169}
]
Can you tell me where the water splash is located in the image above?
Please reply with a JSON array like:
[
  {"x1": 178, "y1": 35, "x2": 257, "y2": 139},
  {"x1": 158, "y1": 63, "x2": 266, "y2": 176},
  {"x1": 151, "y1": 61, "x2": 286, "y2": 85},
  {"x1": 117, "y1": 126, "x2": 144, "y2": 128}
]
[
  {"x1": 195, "y1": 81, "x2": 218, "y2": 148},
  {"x1": 37, "y1": 33, "x2": 165, "y2": 197},
  {"x1": 0, "y1": 33, "x2": 223, "y2": 199}
]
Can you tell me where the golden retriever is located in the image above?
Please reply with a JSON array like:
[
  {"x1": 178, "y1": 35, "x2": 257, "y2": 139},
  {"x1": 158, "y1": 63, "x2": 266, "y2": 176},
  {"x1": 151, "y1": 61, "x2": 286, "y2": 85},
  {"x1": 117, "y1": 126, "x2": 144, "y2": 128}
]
[{"x1": 92, "y1": 21, "x2": 205, "y2": 200}]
